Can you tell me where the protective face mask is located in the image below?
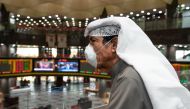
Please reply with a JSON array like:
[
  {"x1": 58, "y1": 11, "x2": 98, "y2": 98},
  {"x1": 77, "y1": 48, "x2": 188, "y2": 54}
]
[
  {"x1": 85, "y1": 44, "x2": 97, "y2": 67},
  {"x1": 84, "y1": 39, "x2": 113, "y2": 68}
]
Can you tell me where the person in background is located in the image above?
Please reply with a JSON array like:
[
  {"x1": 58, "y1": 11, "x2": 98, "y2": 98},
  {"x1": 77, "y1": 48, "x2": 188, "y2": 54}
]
[
  {"x1": 84, "y1": 17, "x2": 190, "y2": 109},
  {"x1": 0, "y1": 92, "x2": 4, "y2": 109}
]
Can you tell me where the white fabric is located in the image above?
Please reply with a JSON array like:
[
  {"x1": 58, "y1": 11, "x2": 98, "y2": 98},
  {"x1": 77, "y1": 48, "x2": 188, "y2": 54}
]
[{"x1": 84, "y1": 17, "x2": 190, "y2": 109}]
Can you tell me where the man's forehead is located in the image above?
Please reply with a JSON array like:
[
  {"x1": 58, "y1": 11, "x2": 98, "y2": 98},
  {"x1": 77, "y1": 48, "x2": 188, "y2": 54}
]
[{"x1": 88, "y1": 36, "x2": 103, "y2": 39}]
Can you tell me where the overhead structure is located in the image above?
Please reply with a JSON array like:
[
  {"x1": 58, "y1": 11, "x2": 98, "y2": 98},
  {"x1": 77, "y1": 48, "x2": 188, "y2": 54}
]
[{"x1": 0, "y1": 0, "x2": 180, "y2": 19}]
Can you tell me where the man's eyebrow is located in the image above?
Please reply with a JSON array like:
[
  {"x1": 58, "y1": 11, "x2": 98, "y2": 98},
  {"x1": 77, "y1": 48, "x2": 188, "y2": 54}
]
[{"x1": 89, "y1": 37, "x2": 96, "y2": 41}]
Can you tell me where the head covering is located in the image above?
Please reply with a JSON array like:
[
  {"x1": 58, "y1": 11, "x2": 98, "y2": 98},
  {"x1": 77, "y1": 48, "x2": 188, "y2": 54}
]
[
  {"x1": 88, "y1": 24, "x2": 120, "y2": 36},
  {"x1": 84, "y1": 17, "x2": 190, "y2": 109}
]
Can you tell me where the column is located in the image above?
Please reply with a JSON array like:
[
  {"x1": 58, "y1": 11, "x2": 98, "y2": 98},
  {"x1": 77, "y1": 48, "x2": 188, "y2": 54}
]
[
  {"x1": 166, "y1": 45, "x2": 176, "y2": 61},
  {"x1": 97, "y1": 79, "x2": 107, "y2": 98},
  {"x1": 55, "y1": 76, "x2": 63, "y2": 87}
]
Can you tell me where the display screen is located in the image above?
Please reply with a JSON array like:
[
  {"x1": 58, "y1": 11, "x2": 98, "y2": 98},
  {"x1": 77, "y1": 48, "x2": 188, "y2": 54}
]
[
  {"x1": 14, "y1": 59, "x2": 32, "y2": 73},
  {"x1": 0, "y1": 59, "x2": 11, "y2": 73},
  {"x1": 0, "y1": 63, "x2": 11, "y2": 72},
  {"x1": 33, "y1": 59, "x2": 54, "y2": 71},
  {"x1": 56, "y1": 59, "x2": 79, "y2": 72}
]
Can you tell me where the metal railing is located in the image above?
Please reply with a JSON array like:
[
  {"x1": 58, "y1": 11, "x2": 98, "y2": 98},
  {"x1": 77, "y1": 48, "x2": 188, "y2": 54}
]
[{"x1": 134, "y1": 16, "x2": 190, "y2": 31}]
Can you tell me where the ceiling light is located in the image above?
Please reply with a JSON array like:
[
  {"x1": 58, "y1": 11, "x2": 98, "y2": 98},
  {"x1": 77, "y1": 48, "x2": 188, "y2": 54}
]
[
  {"x1": 153, "y1": 9, "x2": 157, "y2": 12},
  {"x1": 159, "y1": 11, "x2": 163, "y2": 14},
  {"x1": 184, "y1": 45, "x2": 188, "y2": 48},
  {"x1": 86, "y1": 18, "x2": 89, "y2": 20},
  {"x1": 141, "y1": 11, "x2": 144, "y2": 13},
  {"x1": 179, "y1": 45, "x2": 183, "y2": 47},
  {"x1": 130, "y1": 12, "x2": 133, "y2": 15},
  {"x1": 136, "y1": 14, "x2": 139, "y2": 17},
  {"x1": 42, "y1": 17, "x2": 45, "y2": 19},
  {"x1": 17, "y1": 14, "x2": 20, "y2": 17},
  {"x1": 186, "y1": 7, "x2": 190, "y2": 10},
  {"x1": 55, "y1": 15, "x2": 59, "y2": 17},
  {"x1": 25, "y1": 19, "x2": 28, "y2": 22},
  {"x1": 39, "y1": 20, "x2": 42, "y2": 22},
  {"x1": 120, "y1": 13, "x2": 123, "y2": 16},
  {"x1": 48, "y1": 16, "x2": 52, "y2": 18},
  {"x1": 27, "y1": 16, "x2": 30, "y2": 19},
  {"x1": 147, "y1": 12, "x2": 151, "y2": 15},
  {"x1": 1, "y1": 43, "x2": 4, "y2": 46},
  {"x1": 158, "y1": 45, "x2": 162, "y2": 48},
  {"x1": 64, "y1": 16, "x2": 67, "y2": 19},
  {"x1": 93, "y1": 17, "x2": 97, "y2": 20},
  {"x1": 181, "y1": 4, "x2": 185, "y2": 8},
  {"x1": 110, "y1": 15, "x2": 114, "y2": 17},
  {"x1": 16, "y1": 18, "x2": 19, "y2": 21},
  {"x1": 66, "y1": 23, "x2": 70, "y2": 27}
]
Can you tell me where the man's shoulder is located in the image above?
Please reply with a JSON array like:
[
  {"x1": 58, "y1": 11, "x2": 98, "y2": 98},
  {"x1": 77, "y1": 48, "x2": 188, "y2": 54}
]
[{"x1": 117, "y1": 65, "x2": 141, "y2": 81}]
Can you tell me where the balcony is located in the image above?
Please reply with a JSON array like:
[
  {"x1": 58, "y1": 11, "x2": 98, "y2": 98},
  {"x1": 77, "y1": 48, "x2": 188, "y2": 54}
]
[{"x1": 135, "y1": 16, "x2": 190, "y2": 31}]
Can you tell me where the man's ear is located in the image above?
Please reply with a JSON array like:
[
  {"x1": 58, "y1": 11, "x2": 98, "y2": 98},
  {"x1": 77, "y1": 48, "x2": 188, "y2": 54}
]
[{"x1": 111, "y1": 37, "x2": 118, "y2": 52}]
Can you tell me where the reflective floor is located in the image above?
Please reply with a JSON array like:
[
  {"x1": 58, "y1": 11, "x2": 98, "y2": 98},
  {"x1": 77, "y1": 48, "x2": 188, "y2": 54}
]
[{"x1": 10, "y1": 81, "x2": 107, "y2": 109}]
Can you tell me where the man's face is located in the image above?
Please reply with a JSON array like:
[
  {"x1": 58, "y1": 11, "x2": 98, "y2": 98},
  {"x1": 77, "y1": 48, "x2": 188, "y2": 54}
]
[{"x1": 89, "y1": 36, "x2": 116, "y2": 72}]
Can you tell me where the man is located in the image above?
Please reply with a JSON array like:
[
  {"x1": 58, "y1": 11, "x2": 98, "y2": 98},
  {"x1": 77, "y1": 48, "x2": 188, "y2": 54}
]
[{"x1": 84, "y1": 17, "x2": 190, "y2": 109}]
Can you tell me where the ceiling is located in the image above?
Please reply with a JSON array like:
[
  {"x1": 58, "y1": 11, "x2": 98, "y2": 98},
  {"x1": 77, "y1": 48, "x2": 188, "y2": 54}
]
[{"x1": 0, "y1": 0, "x2": 177, "y2": 19}]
